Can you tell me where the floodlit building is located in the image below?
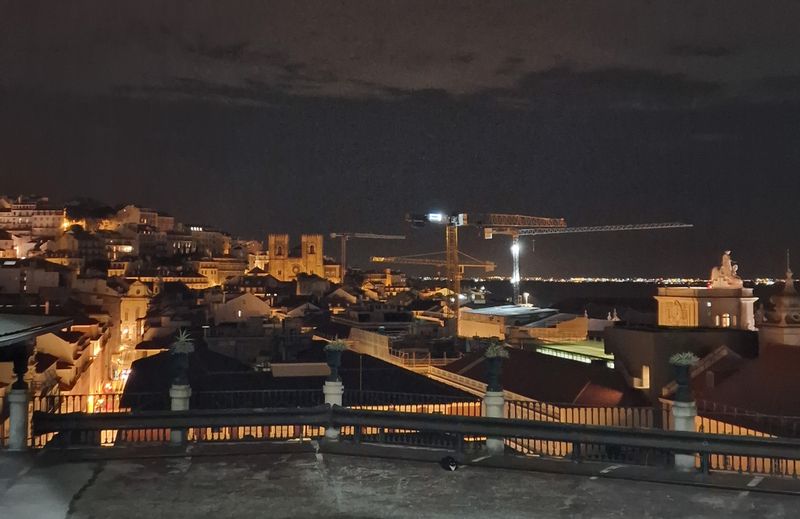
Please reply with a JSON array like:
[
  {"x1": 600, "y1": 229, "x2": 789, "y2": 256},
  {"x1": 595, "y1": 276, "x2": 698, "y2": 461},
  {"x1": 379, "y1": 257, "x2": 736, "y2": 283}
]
[
  {"x1": 211, "y1": 292, "x2": 272, "y2": 324},
  {"x1": 0, "y1": 230, "x2": 15, "y2": 258},
  {"x1": 458, "y1": 305, "x2": 559, "y2": 339},
  {"x1": 654, "y1": 251, "x2": 757, "y2": 330},
  {"x1": 189, "y1": 257, "x2": 248, "y2": 286},
  {"x1": 267, "y1": 234, "x2": 326, "y2": 281},
  {"x1": 0, "y1": 195, "x2": 63, "y2": 239},
  {"x1": 0, "y1": 257, "x2": 73, "y2": 295},
  {"x1": 116, "y1": 205, "x2": 159, "y2": 227},
  {"x1": 190, "y1": 226, "x2": 231, "y2": 257}
]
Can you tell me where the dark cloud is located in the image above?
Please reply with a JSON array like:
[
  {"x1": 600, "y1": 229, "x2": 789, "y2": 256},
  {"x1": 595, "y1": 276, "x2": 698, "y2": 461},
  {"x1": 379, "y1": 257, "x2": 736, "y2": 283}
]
[
  {"x1": 451, "y1": 53, "x2": 476, "y2": 65},
  {"x1": 495, "y1": 56, "x2": 525, "y2": 76},
  {"x1": 186, "y1": 41, "x2": 251, "y2": 61},
  {"x1": 667, "y1": 44, "x2": 737, "y2": 58},
  {"x1": 479, "y1": 66, "x2": 723, "y2": 111}
]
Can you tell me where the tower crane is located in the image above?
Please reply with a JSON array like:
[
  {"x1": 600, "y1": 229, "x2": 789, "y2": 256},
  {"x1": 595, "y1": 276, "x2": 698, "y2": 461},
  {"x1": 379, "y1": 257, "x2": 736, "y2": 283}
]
[
  {"x1": 483, "y1": 221, "x2": 694, "y2": 304},
  {"x1": 371, "y1": 252, "x2": 495, "y2": 271},
  {"x1": 407, "y1": 213, "x2": 692, "y2": 326},
  {"x1": 329, "y1": 232, "x2": 405, "y2": 280}
]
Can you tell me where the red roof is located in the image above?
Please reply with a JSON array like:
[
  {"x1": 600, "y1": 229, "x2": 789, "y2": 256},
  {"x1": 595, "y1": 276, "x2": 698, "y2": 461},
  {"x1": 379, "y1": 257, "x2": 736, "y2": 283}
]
[
  {"x1": 699, "y1": 343, "x2": 800, "y2": 416},
  {"x1": 446, "y1": 349, "x2": 648, "y2": 406}
]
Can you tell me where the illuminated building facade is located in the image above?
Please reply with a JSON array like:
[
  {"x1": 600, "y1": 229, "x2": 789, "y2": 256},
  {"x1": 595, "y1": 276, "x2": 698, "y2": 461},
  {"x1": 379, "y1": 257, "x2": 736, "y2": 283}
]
[
  {"x1": 0, "y1": 195, "x2": 63, "y2": 239},
  {"x1": 267, "y1": 234, "x2": 325, "y2": 281},
  {"x1": 654, "y1": 252, "x2": 757, "y2": 330},
  {"x1": 190, "y1": 226, "x2": 231, "y2": 257},
  {"x1": 120, "y1": 281, "x2": 151, "y2": 349}
]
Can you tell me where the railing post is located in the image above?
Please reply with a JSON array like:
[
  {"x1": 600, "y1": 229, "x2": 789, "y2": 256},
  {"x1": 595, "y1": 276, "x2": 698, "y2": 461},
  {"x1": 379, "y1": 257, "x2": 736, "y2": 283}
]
[
  {"x1": 323, "y1": 381, "x2": 343, "y2": 440},
  {"x1": 324, "y1": 342, "x2": 346, "y2": 440},
  {"x1": 169, "y1": 384, "x2": 191, "y2": 445},
  {"x1": 483, "y1": 391, "x2": 505, "y2": 455},
  {"x1": 483, "y1": 342, "x2": 508, "y2": 456},
  {"x1": 7, "y1": 389, "x2": 29, "y2": 451},
  {"x1": 670, "y1": 355, "x2": 698, "y2": 472}
]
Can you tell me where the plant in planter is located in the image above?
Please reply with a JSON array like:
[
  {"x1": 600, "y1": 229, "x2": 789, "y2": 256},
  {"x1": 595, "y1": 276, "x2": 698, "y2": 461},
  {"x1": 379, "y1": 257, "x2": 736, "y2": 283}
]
[
  {"x1": 169, "y1": 329, "x2": 195, "y2": 386},
  {"x1": 484, "y1": 338, "x2": 510, "y2": 392},
  {"x1": 324, "y1": 340, "x2": 348, "y2": 382},
  {"x1": 669, "y1": 352, "x2": 699, "y2": 402}
]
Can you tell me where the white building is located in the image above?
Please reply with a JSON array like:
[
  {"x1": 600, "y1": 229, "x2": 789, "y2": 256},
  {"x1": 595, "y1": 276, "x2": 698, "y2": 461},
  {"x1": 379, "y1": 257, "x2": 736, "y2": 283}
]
[{"x1": 654, "y1": 251, "x2": 757, "y2": 330}]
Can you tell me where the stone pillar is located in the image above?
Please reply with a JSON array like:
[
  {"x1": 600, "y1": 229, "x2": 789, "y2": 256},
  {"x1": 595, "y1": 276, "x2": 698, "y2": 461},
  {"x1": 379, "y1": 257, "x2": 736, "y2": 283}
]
[
  {"x1": 669, "y1": 356, "x2": 699, "y2": 471},
  {"x1": 483, "y1": 390, "x2": 505, "y2": 455},
  {"x1": 7, "y1": 390, "x2": 29, "y2": 451},
  {"x1": 169, "y1": 384, "x2": 191, "y2": 445},
  {"x1": 671, "y1": 400, "x2": 698, "y2": 471},
  {"x1": 323, "y1": 380, "x2": 343, "y2": 440}
]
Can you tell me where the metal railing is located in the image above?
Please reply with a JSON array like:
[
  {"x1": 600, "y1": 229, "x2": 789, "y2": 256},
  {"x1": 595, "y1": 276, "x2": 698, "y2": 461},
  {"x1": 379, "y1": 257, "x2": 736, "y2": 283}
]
[
  {"x1": 425, "y1": 365, "x2": 488, "y2": 395},
  {"x1": 192, "y1": 389, "x2": 324, "y2": 410},
  {"x1": 29, "y1": 392, "x2": 168, "y2": 448},
  {"x1": 387, "y1": 348, "x2": 462, "y2": 368},
  {"x1": 504, "y1": 401, "x2": 661, "y2": 460},
  {"x1": 32, "y1": 405, "x2": 800, "y2": 477},
  {"x1": 697, "y1": 399, "x2": 800, "y2": 438}
]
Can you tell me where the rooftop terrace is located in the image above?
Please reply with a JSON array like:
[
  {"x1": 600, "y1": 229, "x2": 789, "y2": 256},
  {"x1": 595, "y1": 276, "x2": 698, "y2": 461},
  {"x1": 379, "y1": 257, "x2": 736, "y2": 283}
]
[{"x1": 2, "y1": 446, "x2": 798, "y2": 519}]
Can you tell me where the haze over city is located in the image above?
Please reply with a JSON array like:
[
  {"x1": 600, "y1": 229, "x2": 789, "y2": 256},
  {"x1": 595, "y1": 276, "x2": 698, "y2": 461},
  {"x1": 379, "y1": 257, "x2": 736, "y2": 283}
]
[{"x1": 3, "y1": 2, "x2": 800, "y2": 277}]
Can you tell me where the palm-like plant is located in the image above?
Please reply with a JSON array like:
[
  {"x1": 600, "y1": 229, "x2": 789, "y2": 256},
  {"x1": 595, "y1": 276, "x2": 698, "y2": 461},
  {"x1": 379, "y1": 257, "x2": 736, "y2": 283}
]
[
  {"x1": 170, "y1": 329, "x2": 195, "y2": 355},
  {"x1": 324, "y1": 339, "x2": 348, "y2": 352},
  {"x1": 669, "y1": 352, "x2": 699, "y2": 366},
  {"x1": 484, "y1": 338, "x2": 510, "y2": 359}
]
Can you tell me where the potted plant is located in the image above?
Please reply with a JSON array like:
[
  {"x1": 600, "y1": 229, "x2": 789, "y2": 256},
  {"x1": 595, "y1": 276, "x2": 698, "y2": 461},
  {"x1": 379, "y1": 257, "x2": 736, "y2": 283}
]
[
  {"x1": 484, "y1": 338, "x2": 510, "y2": 392},
  {"x1": 324, "y1": 340, "x2": 348, "y2": 382},
  {"x1": 169, "y1": 329, "x2": 195, "y2": 386},
  {"x1": 669, "y1": 352, "x2": 698, "y2": 402}
]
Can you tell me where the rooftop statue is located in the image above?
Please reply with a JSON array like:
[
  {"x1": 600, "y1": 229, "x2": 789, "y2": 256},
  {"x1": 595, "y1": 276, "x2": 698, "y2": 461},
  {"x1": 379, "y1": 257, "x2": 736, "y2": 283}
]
[{"x1": 709, "y1": 250, "x2": 743, "y2": 289}]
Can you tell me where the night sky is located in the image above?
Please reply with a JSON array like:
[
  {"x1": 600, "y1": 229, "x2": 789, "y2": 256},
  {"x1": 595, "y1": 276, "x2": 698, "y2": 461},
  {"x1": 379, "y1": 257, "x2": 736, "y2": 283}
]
[{"x1": 2, "y1": 2, "x2": 799, "y2": 278}]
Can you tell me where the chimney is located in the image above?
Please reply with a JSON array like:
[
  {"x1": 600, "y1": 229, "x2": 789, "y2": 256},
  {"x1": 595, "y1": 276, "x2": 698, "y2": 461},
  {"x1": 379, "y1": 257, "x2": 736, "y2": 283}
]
[{"x1": 705, "y1": 370, "x2": 715, "y2": 389}]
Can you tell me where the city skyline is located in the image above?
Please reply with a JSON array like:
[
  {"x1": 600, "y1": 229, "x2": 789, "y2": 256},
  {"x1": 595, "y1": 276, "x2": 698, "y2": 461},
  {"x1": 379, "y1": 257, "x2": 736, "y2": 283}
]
[{"x1": 3, "y1": 2, "x2": 800, "y2": 276}]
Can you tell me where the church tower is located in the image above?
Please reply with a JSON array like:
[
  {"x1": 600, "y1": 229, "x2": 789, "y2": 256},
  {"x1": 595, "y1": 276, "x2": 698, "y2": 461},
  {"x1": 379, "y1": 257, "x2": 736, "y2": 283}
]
[
  {"x1": 300, "y1": 234, "x2": 324, "y2": 277},
  {"x1": 759, "y1": 251, "x2": 800, "y2": 346},
  {"x1": 268, "y1": 234, "x2": 290, "y2": 280}
]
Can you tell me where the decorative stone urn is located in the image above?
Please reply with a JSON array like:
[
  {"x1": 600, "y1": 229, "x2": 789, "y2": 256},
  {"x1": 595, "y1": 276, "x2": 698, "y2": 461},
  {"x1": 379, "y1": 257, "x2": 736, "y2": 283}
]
[
  {"x1": 324, "y1": 340, "x2": 348, "y2": 382},
  {"x1": 169, "y1": 329, "x2": 195, "y2": 386},
  {"x1": 484, "y1": 339, "x2": 510, "y2": 392},
  {"x1": 669, "y1": 352, "x2": 699, "y2": 403}
]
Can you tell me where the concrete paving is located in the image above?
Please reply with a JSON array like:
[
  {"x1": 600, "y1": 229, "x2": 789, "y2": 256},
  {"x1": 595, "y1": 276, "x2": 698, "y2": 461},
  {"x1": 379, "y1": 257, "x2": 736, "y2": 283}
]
[{"x1": 2, "y1": 449, "x2": 799, "y2": 518}]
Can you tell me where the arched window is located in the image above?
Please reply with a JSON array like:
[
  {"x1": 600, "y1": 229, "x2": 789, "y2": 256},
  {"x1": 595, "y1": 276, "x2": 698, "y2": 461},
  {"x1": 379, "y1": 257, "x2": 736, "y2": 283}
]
[
  {"x1": 308, "y1": 245, "x2": 316, "y2": 254},
  {"x1": 276, "y1": 246, "x2": 283, "y2": 256},
  {"x1": 722, "y1": 313, "x2": 731, "y2": 328}
]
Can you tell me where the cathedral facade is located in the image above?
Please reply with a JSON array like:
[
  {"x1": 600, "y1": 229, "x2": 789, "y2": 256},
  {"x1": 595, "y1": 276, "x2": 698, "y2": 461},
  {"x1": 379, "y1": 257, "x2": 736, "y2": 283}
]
[{"x1": 267, "y1": 234, "x2": 325, "y2": 281}]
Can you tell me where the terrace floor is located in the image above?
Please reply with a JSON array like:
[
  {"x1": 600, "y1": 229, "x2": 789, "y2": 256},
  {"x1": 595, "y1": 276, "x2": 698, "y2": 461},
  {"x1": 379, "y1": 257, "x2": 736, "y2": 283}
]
[{"x1": 2, "y1": 444, "x2": 799, "y2": 518}]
